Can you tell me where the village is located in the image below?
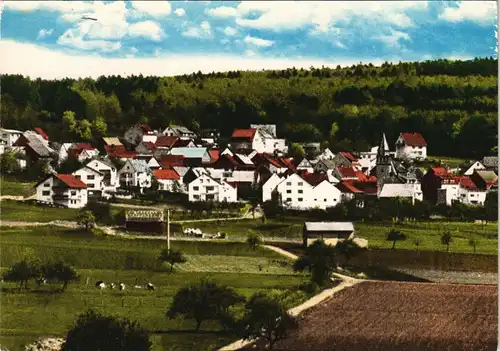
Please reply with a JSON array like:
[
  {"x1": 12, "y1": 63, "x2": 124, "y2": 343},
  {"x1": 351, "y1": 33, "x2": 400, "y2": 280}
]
[{"x1": 1, "y1": 124, "x2": 497, "y2": 212}]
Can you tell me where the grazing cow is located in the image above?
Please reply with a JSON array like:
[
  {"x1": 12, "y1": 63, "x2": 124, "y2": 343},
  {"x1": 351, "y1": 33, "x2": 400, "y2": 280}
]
[
  {"x1": 36, "y1": 277, "x2": 48, "y2": 286},
  {"x1": 147, "y1": 283, "x2": 155, "y2": 291},
  {"x1": 134, "y1": 285, "x2": 144, "y2": 289},
  {"x1": 110, "y1": 283, "x2": 116, "y2": 289},
  {"x1": 119, "y1": 283, "x2": 126, "y2": 291},
  {"x1": 96, "y1": 281, "x2": 106, "y2": 289}
]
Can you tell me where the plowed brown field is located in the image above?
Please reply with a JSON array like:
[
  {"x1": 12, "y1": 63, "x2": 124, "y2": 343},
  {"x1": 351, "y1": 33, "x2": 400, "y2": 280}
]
[{"x1": 274, "y1": 281, "x2": 498, "y2": 351}]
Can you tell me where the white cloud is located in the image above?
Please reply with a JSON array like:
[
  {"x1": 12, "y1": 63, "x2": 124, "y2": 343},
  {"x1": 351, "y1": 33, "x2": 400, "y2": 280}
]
[
  {"x1": 175, "y1": 8, "x2": 186, "y2": 17},
  {"x1": 245, "y1": 49, "x2": 257, "y2": 57},
  {"x1": 244, "y1": 35, "x2": 274, "y2": 48},
  {"x1": 439, "y1": 1, "x2": 496, "y2": 24},
  {"x1": 375, "y1": 29, "x2": 410, "y2": 48},
  {"x1": 128, "y1": 21, "x2": 163, "y2": 41},
  {"x1": 332, "y1": 40, "x2": 346, "y2": 49},
  {"x1": 207, "y1": 1, "x2": 428, "y2": 32},
  {"x1": 37, "y1": 29, "x2": 54, "y2": 40},
  {"x1": 182, "y1": 21, "x2": 212, "y2": 38},
  {"x1": 0, "y1": 40, "x2": 391, "y2": 79},
  {"x1": 223, "y1": 26, "x2": 238, "y2": 36},
  {"x1": 205, "y1": 6, "x2": 238, "y2": 18},
  {"x1": 130, "y1": 1, "x2": 172, "y2": 18},
  {"x1": 57, "y1": 30, "x2": 121, "y2": 52},
  {"x1": 3, "y1": 1, "x2": 93, "y2": 13},
  {"x1": 131, "y1": 47, "x2": 139, "y2": 54}
]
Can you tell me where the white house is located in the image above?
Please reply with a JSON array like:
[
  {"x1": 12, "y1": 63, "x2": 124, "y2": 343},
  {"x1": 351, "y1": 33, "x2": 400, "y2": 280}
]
[
  {"x1": 267, "y1": 172, "x2": 342, "y2": 210},
  {"x1": 262, "y1": 173, "x2": 284, "y2": 202},
  {"x1": 378, "y1": 183, "x2": 423, "y2": 204},
  {"x1": 163, "y1": 125, "x2": 197, "y2": 139},
  {"x1": 85, "y1": 159, "x2": 118, "y2": 195},
  {"x1": 0, "y1": 128, "x2": 22, "y2": 147},
  {"x1": 153, "y1": 169, "x2": 182, "y2": 192},
  {"x1": 294, "y1": 158, "x2": 314, "y2": 173},
  {"x1": 57, "y1": 143, "x2": 74, "y2": 164},
  {"x1": 73, "y1": 166, "x2": 104, "y2": 198},
  {"x1": 456, "y1": 177, "x2": 487, "y2": 206},
  {"x1": 35, "y1": 174, "x2": 88, "y2": 208},
  {"x1": 461, "y1": 161, "x2": 486, "y2": 176},
  {"x1": 250, "y1": 124, "x2": 288, "y2": 154},
  {"x1": 316, "y1": 148, "x2": 335, "y2": 161},
  {"x1": 118, "y1": 159, "x2": 152, "y2": 191},
  {"x1": 188, "y1": 174, "x2": 237, "y2": 202},
  {"x1": 395, "y1": 132, "x2": 427, "y2": 160}
]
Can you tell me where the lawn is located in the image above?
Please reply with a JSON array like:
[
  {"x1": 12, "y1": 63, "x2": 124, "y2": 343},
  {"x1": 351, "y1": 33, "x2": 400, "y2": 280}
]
[
  {"x1": 427, "y1": 155, "x2": 469, "y2": 168},
  {"x1": 0, "y1": 226, "x2": 309, "y2": 351},
  {"x1": 0, "y1": 177, "x2": 36, "y2": 198},
  {"x1": 0, "y1": 201, "x2": 78, "y2": 223},
  {"x1": 187, "y1": 217, "x2": 498, "y2": 254}
]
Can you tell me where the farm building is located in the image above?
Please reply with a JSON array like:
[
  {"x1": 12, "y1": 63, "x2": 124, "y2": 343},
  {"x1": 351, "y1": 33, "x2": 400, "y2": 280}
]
[
  {"x1": 302, "y1": 222, "x2": 355, "y2": 247},
  {"x1": 125, "y1": 209, "x2": 165, "y2": 233}
]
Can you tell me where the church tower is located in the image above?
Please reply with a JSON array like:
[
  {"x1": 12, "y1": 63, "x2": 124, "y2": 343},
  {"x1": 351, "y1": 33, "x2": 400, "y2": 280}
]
[{"x1": 376, "y1": 133, "x2": 393, "y2": 184}]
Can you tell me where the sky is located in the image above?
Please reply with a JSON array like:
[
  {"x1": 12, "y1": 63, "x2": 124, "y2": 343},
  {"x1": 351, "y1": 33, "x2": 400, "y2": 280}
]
[{"x1": 0, "y1": 1, "x2": 497, "y2": 79}]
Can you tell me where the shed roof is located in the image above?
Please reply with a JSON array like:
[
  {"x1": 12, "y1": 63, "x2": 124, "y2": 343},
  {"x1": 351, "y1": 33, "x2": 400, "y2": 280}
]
[
  {"x1": 55, "y1": 174, "x2": 88, "y2": 188},
  {"x1": 304, "y1": 222, "x2": 355, "y2": 232},
  {"x1": 232, "y1": 128, "x2": 256, "y2": 141},
  {"x1": 154, "y1": 169, "x2": 180, "y2": 180},
  {"x1": 400, "y1": 132, "x2": 427, "y2": 147}
]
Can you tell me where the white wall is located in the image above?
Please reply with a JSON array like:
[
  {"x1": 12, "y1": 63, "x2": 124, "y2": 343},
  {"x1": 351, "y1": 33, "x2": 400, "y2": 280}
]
[
  {"x1": 262, "y1": 174, "x2": 284, "y2": 202},
  {"x1": 36, "y1": 176, "x2": 88, "y2": 208},
  {"x1": 73, "y1": 167, "x2": 104, "y2": 197},
  {"x1": 464, "y1": 162, "x2": 486, "y2": 176},
  {"x1": 86, "y1": 160, "x2": 118, "y2": 194},
  {"x1": 36, "y1": 177, "x2": 54, "y2": 203},
  {"x1": 395, "y1": 144, "x2": 427, "y2": 160}
]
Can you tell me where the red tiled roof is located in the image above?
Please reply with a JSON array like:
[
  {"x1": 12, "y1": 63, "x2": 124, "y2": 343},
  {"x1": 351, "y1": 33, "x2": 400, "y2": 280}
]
[
  {"x1": 401, "y1": 132, "x2": 427, "y2": 147},
  {"x1": 431, "y1": 167, "x2": 448, "y2": 177},
  {"x1": 337, "y1": 181, "x2": 363, "y2": 194},
  {"x1": 154, "y1": 169, "x2": 180, "y2": 180},
  {"x1": 337, "y1": 166, "x2": 358, "y2": 179},
  {"x1": 339, "y1": 152, "x2": 357, "y2": 162},
  {"x1": 459, "y1": 176, "x2": 479, "y2": 190},
  {"x1": 299, "y1": 171, "x2": 328, "y2": 186},
  {"x1": 232, "y1": 128, "x2": 256, "y2": 141},
  {"x1": 278, "y1": 157, "x2": 296, "y2": 171},
  {"x1": 140, "y1": 142, "x2": 156, "y2": 150},
  {"x1": 209, "y1": 149, "x2": 220, "y2": 162},
  {"x1": 173, "y1": 139, "x2": 194, "y2": 147},
  {"x1": 55, "y1": 174, "x2": 87, "y2": 188},
  {"x1": 74, "y1": 143, "x2": 95, "y2": 150},
  {"x1": 160, "y1": 155, "x2": 185, "y2": 168},
  {"x1": 104, "y1": 145, "x2": 137, "y2": 158},
  {"x1": 34, "y1": 128, "x2": 49, "y2": 140},
  {"x1": 259, "y1": 153, "x2": 284, "y2": 169},
  {"x1": 155, "y1": 136, "x2": 179, "y2": 148}
]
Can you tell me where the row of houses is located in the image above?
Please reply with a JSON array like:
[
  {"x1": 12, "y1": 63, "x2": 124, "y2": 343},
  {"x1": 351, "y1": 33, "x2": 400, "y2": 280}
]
[{"x1": 2, "y1": 124, "x2": 496, "y2": 210}]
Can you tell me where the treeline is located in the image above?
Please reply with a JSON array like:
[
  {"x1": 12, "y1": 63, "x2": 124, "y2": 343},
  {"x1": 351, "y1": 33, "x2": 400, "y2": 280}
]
[{"x1": 1, "y1": 57, "x2": 497, "y2": 158}]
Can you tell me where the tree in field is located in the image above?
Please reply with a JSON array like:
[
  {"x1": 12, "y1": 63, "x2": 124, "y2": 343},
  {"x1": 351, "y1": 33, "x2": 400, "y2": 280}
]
[
  {"x1": 468, "y1": 238, "x2": 478, "y2": 253},
  {"x1": 246, "y1": 233, "x2": 262, "y2": 250},
  {"x1": 484, "y1": 191, "x2": 498, "y2": 223},
  {"x1": 2, "y1": 260, "x2": 40, "y2": 290},
  {"x1": 441, "y1": 231, "x2": 453, "y2": 252},
  {"x1": 386, "y1": 229, "x2": 407, "y2": 249},
  {"x1": 42, "y1": 261, "x2": 79, "y2": 291},
  {"x1": 158, "y1": 249, "x2": 187, "y2": 272},
  {"x1": 413, "y1": 238, "x2": 422, "y2": 251},
  {"x1": 293, "y1": 240, "x2": 338, "y2": 286},
  {"x1": 0, "y1": 149, "x2": 21, "y2": 174},
  {"x1": 239, "y1": 292, "x2": 298, "y2": 350},
  {"x1": 288, "y1": 143, "x2": 305, "y2": 159},
  {"x1": 76, "y1": 210, "x2": 96, "y2": 231},
  {"x1": 167, "y1": 279, "x2": 245, "y2": 331},
  {"x1": 334, "y1": 239, "x2": 365, "y2": 266},
  {"x1": 62, "y1": 309, "x2": 151, "y2": 351}
]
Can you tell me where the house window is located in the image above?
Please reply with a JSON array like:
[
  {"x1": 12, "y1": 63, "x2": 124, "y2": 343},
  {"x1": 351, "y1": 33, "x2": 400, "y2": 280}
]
[
  {"x1": 470, "y1": 194, "x2": 474, "y2": 197},
  {"x1": 200, "y1": 179, "x2": 204, "y2": 183},
  {"x1": 207, "y1": 186, "x2": 215, "y2": 191},
  {"x1": 193, "y1": 186, "x2": 199, "y2": 191},
  {"x1": 334, "y1": 199, "x2": 337, "y2": 202},
  {"x1": 207, "y1": 194, "x2": 215, "y2": 201},
  {"x1": 88, "y1": 183, "x2": 94, "y2": 188},
  {"x1": 71, "y1": 191, "x2": 76, "y2": 196},
  {"x1": 298, "y1": 182, "x2": 303, "y2": 186},
  {"x1": 286, "y1": 198, "x2": 292, "y2": 202},
  {"x1": 42, "y1": 191, "x2": 50, "y2": 196},
  {"x1": 286, "y1": 182, "x2": 292, "y2": 186},
  {"x1": 87, "y1": 175, "x2": 95, "y2": 180},
  {"x1": 471, "y1": 200, "x2": 477, "y2": 204},
  {"x1": 298, "y1": 189, "x2": 303, "y2": 194},
  {"x1": 286, "y1": 190, "x2": 292, "y2": 194},
  {"x1": 324, "y1": 199, "x2": 327, "y2": 202},
  {"x1": 298, "y1": 198, "x2": 303, "y2": 202},
  {"x1": 75, "y1": 175, "x2": 81, "y2": 180},
  {"x1": 44, "y1": 183, "x2": 50, "y2": 187},
  {"x1": 194, "y1": 195, "x2": 200, "y2": 200}
]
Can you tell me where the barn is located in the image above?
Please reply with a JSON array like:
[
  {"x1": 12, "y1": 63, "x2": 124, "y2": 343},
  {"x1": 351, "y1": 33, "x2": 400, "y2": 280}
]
[
  {"x1": 302, "y1": 222, "x2": 355, "y2": 247},
  {"x1": 125, "y1": 209, "x2": 165, "y2": 233}
]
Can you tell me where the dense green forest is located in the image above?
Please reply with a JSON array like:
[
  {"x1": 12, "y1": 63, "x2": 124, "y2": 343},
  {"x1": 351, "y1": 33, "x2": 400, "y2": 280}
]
[{"x1": 1, "y1": 57, "x2": 497, "y2": 158}]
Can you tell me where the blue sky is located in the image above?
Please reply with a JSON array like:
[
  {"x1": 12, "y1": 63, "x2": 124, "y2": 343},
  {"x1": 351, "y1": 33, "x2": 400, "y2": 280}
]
[{"x1": 0, "y1": 1, "x2": 497, "y2": 78}]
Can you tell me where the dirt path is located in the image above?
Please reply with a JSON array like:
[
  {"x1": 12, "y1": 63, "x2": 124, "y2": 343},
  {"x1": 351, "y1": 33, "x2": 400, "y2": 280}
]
[{"x1": 219, "y1": 245, "x2": 361, "y2": 351}]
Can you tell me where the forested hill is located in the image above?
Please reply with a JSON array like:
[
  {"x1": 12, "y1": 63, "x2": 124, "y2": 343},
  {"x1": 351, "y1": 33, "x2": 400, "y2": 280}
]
[{"x1": 1, "y1": 57, "x2": 497, "y2": 158}]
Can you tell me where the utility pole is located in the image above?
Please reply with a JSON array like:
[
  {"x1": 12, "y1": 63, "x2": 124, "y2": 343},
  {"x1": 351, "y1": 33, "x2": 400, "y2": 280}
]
[{"x1": 167, "y1": 208, "x2": 170, "y2": 252}]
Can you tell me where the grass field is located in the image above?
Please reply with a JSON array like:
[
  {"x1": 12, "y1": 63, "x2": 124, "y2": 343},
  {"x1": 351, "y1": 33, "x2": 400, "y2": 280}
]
[
  {"x1": 0, "y1": 177, "x2": 36, "y2": 198},
  {"x1": 187, "y1": 217, "x2": 498, "y2": 254},
  {"x1": 0, "y1": 226, "x2": 309, "y2": 351},
  {"x1": 0, "y1": 201, "x2": 78, "y2": 222},
  {"x1": 427, "y1": 155, "x2": 469, "y2": 168},
  {"x1": 275, "y1": 281, "x2": 498, "y2": 351}
]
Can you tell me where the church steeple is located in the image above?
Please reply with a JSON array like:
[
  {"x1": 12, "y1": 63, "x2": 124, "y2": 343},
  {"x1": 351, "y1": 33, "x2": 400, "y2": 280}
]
[{"x1": 376, "y1": 132, "x2": 393, "y2": 184}]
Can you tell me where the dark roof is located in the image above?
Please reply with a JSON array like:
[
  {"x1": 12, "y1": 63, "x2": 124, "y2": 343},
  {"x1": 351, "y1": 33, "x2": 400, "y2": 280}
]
[
  {"x1": 154, "y1": 169, "x2": 180, "y2": 180},
  {"x1": 34, "y1": 128, "x2": 49, "y2": 140},
  {"x1": 155, "y1": 136, "x2": 179, "y2": 148},
  {"x1": 160, "y1": 155, "x2": 185, "y2": 168},
  {"x1": 400, "y1": 132, "x2": 427, "y2": 147},
  {"x1": 104, "y1": 145, "x2": 137, "y2": 158},
  {"x1": 55, "y1": 174, "x2": 88, "y2": 188},
  {"x1": 339, "y1": 152, "x2": 358, "y2": 162},
  {"x1": 232, "y1": 128, "x2": 256, "y2": 141},
  {"x1": 173, "y1": 139, "x2": 194, "y2": 147},
  {"x1": 138, "y1": 141, "x2": 156, "y2": 151},
  {"x1": 137, "y1": 124, "x2": 152, "y2": 133},
  {"x1": 298, "y1": 171, "x2": 329, "y2": 186}
]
